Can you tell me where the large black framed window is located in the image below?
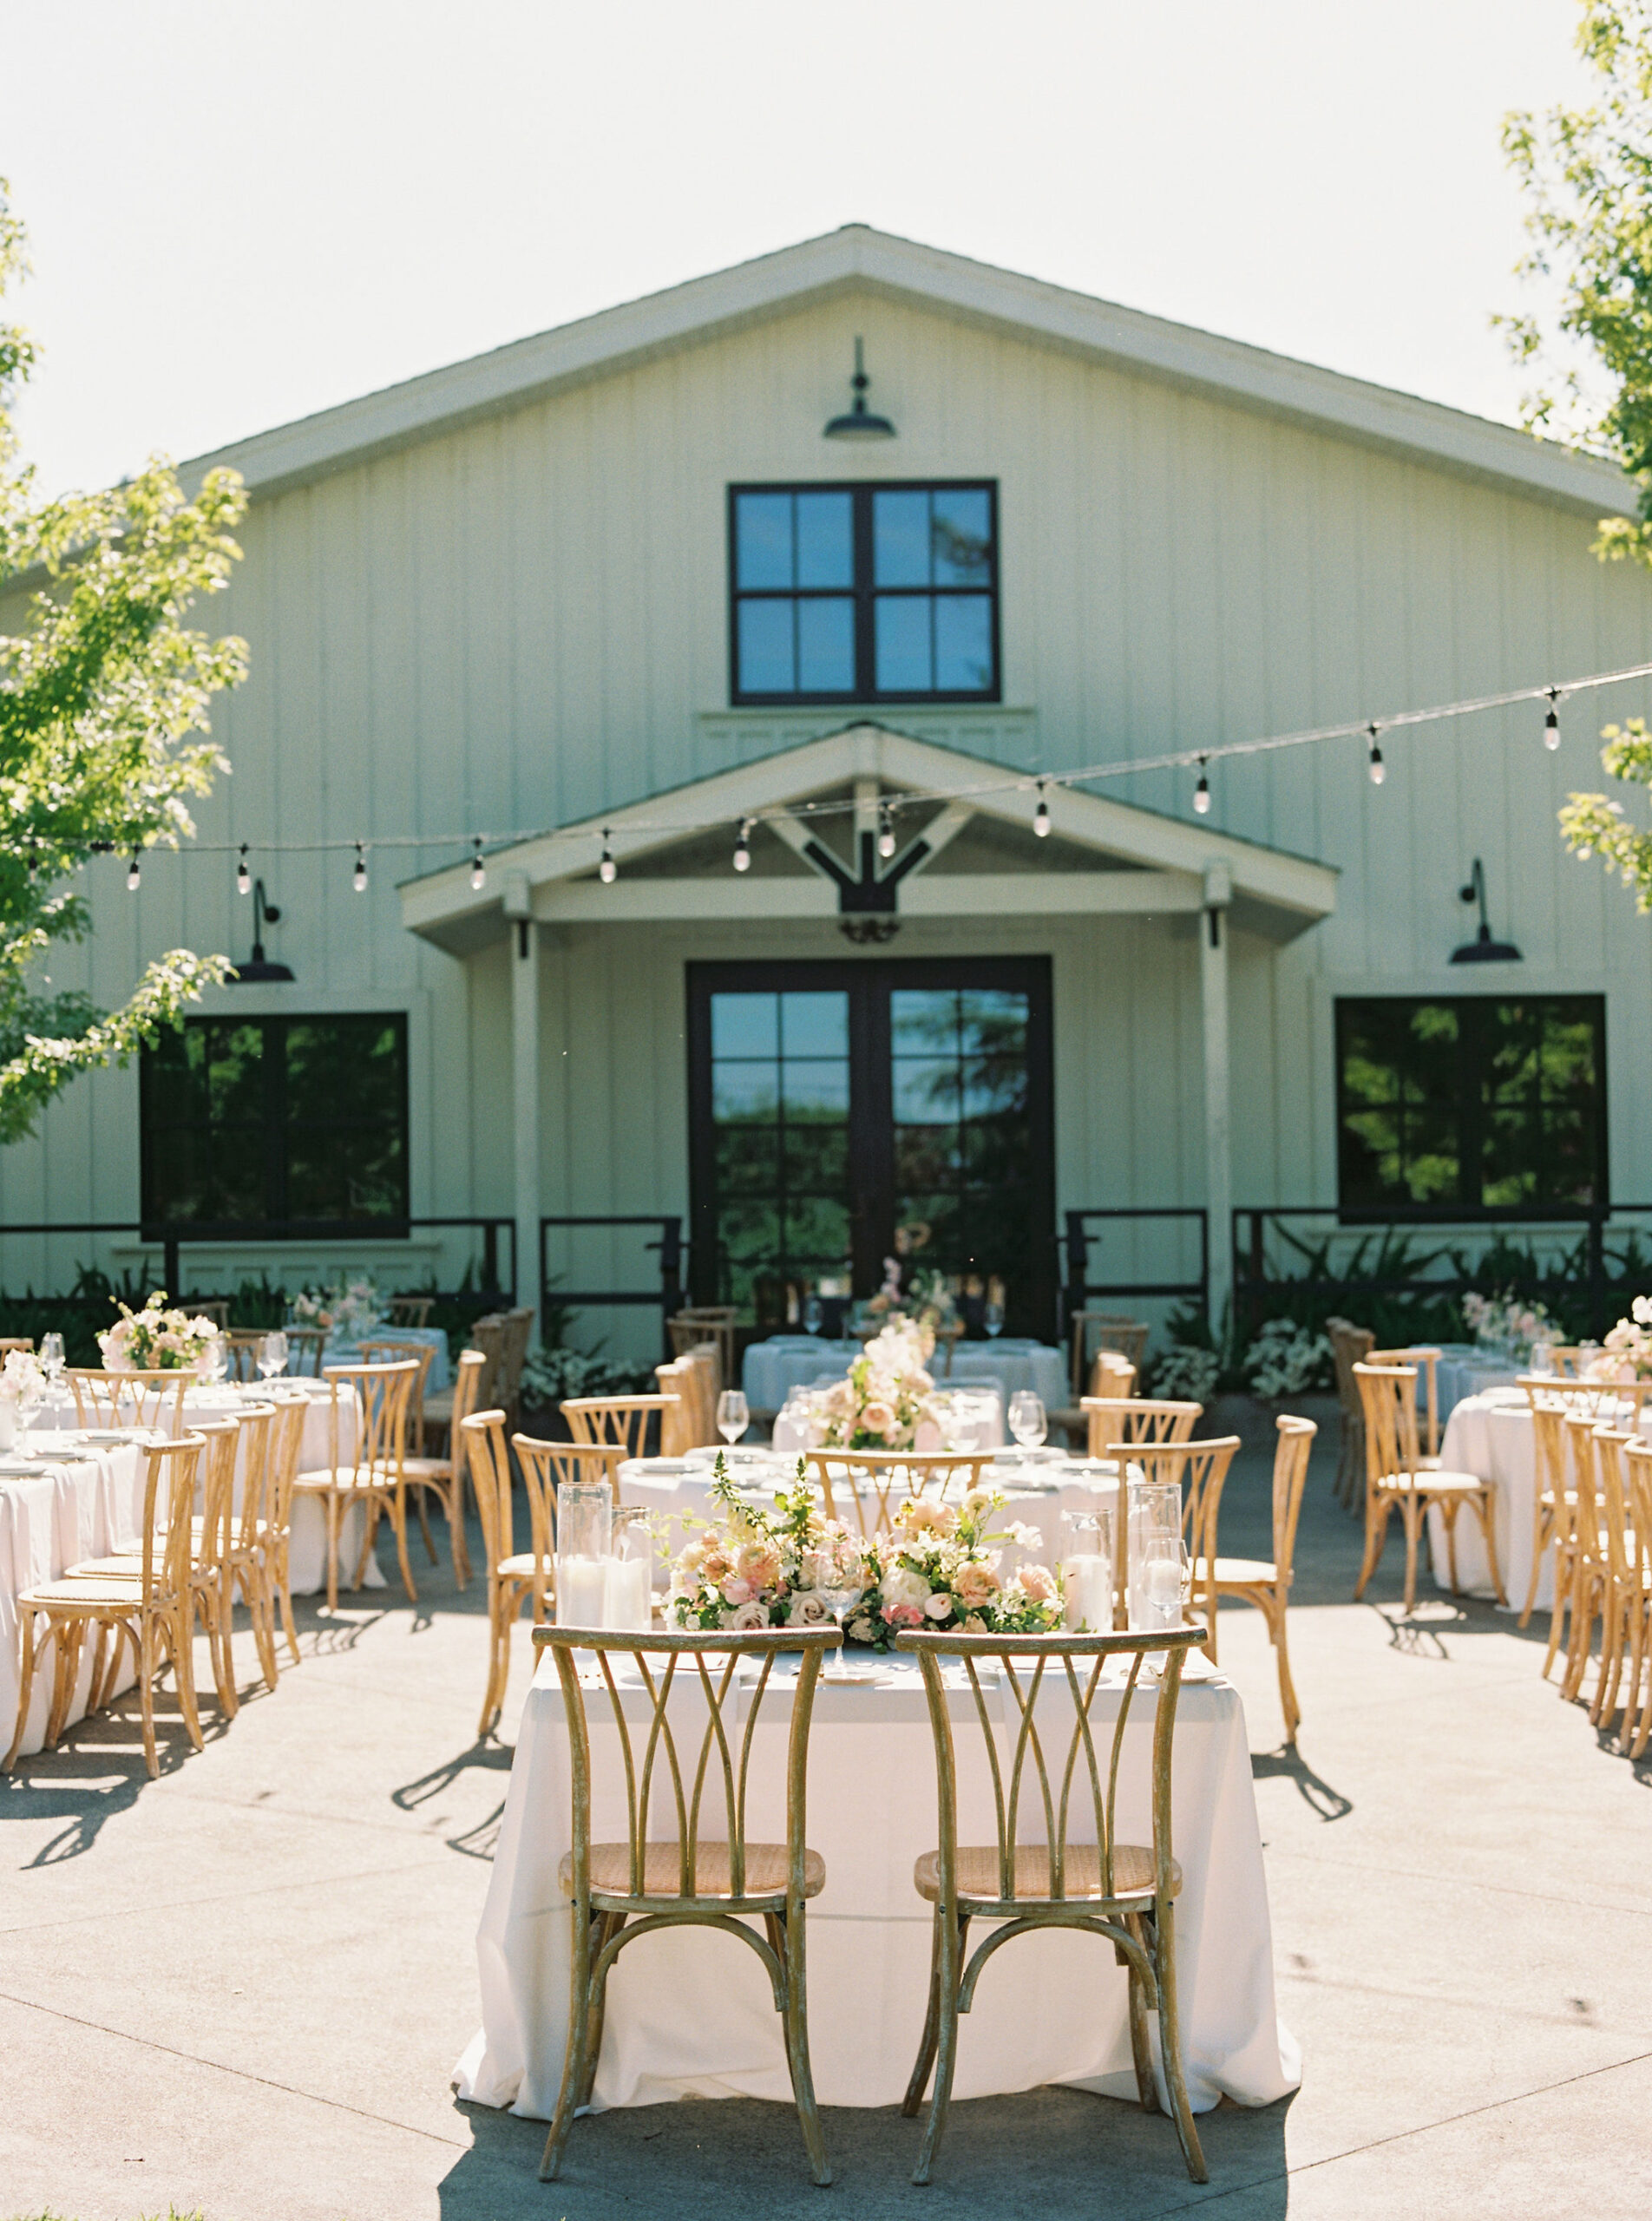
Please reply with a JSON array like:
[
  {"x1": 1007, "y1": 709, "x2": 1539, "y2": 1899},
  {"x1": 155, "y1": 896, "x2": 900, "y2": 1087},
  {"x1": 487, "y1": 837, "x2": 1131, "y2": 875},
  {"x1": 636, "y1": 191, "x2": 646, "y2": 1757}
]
[
  {"x1": 687, "y1": 958, "x2": 1054, "y2": 1334},
  {"x1": 1334, "y1": 996, "x2": 1607, "y2": 1215},
  {"x1": 141, "y1": 1013, "x2": 410, "y2": 1230},
  {"x1": 728, "y1": 481, "x2": 1000, "y2": 704}
]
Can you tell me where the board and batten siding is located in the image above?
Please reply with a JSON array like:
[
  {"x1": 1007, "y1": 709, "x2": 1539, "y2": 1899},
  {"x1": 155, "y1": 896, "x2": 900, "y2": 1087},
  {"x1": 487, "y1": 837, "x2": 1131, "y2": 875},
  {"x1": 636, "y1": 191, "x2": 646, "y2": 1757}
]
[{"x1": 2, "y1": 282, "x2": 1651, "y2": 1308}]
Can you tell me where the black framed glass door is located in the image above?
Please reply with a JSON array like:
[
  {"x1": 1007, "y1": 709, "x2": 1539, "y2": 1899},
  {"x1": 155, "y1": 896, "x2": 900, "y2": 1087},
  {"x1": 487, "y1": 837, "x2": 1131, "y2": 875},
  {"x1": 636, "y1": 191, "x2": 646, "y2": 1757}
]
[{"x1": 687, "y1": 958, "x2": 1054, "y2": 1336}]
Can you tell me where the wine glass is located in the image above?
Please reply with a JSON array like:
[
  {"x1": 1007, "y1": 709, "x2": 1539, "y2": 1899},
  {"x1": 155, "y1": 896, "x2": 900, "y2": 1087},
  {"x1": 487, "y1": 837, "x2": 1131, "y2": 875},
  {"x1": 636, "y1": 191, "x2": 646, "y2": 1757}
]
[
  {"x1": 39, "y1": 1332, "x2": 63, "y2": 1384},
  {"x1": 258, "y1": 1330, "x2": 289, "y2": 1382},
  {"x1": 1008, "y1": 1391, "x2": 1047, "y2": 1449},
  {"x1": 802, "y1": 1293, "x2": 823, "y2": 1337},
  {"x1": 198, "y1": 1334, "x2": 227, "y2": 1388},
  {"x1": 1531, "y1": 1339, "x2": 1556, "y2": 1379},
  {"x1": 983, "y1": 1300, "x2": 1005, "y2": 1339},
  {"x1": 813, "y1": 1531, "x2": 866, "y2": 1681},
  {"x1": 1137, "y1": 1536, "x2": 1190, "y2": 1633},
  {"x1": 717, "y1": 1389, "x2": 750, "y2": 1446}
]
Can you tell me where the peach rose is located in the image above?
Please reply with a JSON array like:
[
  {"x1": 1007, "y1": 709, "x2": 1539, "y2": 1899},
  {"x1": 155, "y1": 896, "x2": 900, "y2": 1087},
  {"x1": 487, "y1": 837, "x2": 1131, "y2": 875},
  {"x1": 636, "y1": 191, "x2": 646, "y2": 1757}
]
[
  {"x1": 1019, "y1": 1564, "x2": 1058, "y2": 1603},
  {"x1": 953, "y1": 1562, "x2": 1001, "y2": 1610}
]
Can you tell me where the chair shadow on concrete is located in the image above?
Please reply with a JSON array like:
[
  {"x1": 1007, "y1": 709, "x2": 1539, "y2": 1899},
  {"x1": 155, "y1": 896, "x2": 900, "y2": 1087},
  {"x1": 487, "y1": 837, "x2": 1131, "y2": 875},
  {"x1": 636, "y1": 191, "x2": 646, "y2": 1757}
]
[
  {"x1": 439, "y1": 2084, "x2": 1293, "y2": 2221},
  {"x1": 391, "y1": 1735, "x2": 515, "y2": 1860},
  {"x1": 1251, "y1": 1739, "x2": 1354, "y2": 1823}
]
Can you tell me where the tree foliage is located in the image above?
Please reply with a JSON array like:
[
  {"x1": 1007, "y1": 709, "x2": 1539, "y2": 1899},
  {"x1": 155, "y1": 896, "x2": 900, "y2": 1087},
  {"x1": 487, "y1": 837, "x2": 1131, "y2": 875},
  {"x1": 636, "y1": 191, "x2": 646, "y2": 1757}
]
[{"x1": 0, "y1": 180, "x2": 246, "y2": 1143}]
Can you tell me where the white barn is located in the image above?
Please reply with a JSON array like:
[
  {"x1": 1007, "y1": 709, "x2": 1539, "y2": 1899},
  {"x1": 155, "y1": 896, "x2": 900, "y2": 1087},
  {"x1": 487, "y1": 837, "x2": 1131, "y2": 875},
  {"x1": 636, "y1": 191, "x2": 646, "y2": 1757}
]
[{"x1": 3, "y1": 225, "x2": 1647, "y2": 1354}]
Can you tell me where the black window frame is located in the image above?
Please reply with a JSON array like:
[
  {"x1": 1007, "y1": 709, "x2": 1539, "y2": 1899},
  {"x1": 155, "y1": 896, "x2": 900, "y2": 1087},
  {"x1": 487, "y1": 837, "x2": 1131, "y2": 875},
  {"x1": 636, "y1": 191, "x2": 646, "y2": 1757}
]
[
  {"x1": 139, "y1": 1011, "x2": 411, "y2": 1235},
  {"x1": 1333, "y1": 993, "x2": 1609, "y2": 1221},
  {"x1": 726, "y1": 479, "x2": 1002, "y2": 707}
]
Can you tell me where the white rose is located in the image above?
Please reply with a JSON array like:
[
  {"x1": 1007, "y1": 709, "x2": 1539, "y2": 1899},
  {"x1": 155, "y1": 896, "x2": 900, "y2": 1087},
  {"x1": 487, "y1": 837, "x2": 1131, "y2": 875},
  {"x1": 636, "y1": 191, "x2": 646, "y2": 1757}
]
[
  {"x1": 923, "y1": 1593, "x2": 952, "y2": 1621},
  {"x1": 721, "y1": 1600, "x2": 770, "y2": 1631},
  {"x1": 882, "y1": 1564, "x2": 930, "y2": 1613},
  {"x1": 788, "y1": 1589, "x2": 833, "y2": 1627}
]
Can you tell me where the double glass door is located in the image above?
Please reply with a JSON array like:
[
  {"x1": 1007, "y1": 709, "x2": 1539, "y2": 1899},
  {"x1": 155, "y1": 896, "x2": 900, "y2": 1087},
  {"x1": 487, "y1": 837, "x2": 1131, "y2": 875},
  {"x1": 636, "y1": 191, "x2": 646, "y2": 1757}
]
[{"x1": 687, "y1": 958, "x2": 1054, "y2": 1335}]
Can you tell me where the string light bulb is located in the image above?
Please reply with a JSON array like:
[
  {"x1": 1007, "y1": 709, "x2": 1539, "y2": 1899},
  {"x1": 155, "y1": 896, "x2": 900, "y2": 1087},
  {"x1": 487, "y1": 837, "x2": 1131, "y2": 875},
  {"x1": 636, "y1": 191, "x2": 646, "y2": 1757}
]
[
  {"x1": 1033, "y1": 782, "x2": 1051, "y2": 838},
  {"x1": 469, "y1": 838, "x2": 486, "y2": 892},
  {"x1": 733, "y1": 818, "x2": 751, "y2": 873},
  {"x1": 876, "y1": 801, "x2": 896, "y2": 860},
  {"x1": 1193, "y1": 759, "x2": 1211, "y2": 816},
  {"x1": 352, "y1": 842, "x2": 368, "y2": 894},
  {"x1": 1544, "y1": 689, "x2": 1562, "y2": 750},
  {"x1": 1367, "y1": 724, "x2": 1386, "y2": 787},
  {"x1": 599, "y1": 829, "x2": 617, "y2": 884},
  {"x1": 236, "y1": 842, "x2": 251, "y2": 895},
  {"x1": 126, "y1": 851, "x2": 141, "y2": 892}
]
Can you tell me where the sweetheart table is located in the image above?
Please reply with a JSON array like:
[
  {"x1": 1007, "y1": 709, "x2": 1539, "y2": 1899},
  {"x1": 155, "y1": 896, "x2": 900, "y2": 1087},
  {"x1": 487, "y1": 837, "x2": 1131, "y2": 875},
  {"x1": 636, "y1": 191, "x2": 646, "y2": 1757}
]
[{"x1": 455, "y1": 1651, "x2": 1300, "y2": 2119}]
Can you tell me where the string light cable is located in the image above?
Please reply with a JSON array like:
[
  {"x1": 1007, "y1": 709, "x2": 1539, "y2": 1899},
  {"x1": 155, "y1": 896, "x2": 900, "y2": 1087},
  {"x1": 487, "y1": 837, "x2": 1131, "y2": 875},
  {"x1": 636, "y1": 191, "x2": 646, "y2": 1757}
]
[{"x1": 52, "y1": 656, "x2": 1652, "y2": 879}]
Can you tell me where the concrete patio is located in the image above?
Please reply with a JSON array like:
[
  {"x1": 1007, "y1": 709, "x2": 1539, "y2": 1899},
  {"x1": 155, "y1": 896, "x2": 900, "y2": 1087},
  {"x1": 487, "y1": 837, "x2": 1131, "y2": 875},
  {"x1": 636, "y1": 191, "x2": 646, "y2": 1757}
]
[{"x1": 3, "y1": 1422, "x2": 1649, "y2": 2220}]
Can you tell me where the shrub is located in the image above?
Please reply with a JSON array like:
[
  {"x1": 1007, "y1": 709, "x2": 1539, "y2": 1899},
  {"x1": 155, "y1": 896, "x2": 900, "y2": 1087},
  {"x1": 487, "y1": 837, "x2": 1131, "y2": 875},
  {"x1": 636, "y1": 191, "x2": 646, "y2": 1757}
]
[
  {"x1": 1243, "y1": 1316, "x2": 1333, "y2": 1399},
  {"x1": 1148, "y1": 1342, "x2": 1221, "y2": 1403}
]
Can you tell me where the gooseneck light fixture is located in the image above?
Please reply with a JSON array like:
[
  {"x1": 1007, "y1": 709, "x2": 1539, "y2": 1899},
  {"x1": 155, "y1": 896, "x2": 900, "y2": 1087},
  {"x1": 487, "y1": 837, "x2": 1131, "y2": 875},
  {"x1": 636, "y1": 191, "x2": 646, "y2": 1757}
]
[
  {"x1": 1452, "y1": 857, "x2": 1522, "y2": 965},
  {"x1": 230, "y1": 878, "x2": 295, "y2": 983},
  {"x1": 823, "y1": 337, "x2": 896, "y2": 441}
]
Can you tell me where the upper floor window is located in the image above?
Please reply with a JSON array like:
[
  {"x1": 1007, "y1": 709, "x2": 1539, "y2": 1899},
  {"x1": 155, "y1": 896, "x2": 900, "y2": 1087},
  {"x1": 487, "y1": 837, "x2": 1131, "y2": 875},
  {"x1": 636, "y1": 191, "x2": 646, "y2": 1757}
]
[
  {"x1": 728, "y1": 482, "x2": 999, "y2": 704},
  {"x1": 141, "y1": 1012, "x2": 410, "y2": 1229},
  {"x1": 1334, "y1": 995, "x2": 1606, "y2": 1215}
]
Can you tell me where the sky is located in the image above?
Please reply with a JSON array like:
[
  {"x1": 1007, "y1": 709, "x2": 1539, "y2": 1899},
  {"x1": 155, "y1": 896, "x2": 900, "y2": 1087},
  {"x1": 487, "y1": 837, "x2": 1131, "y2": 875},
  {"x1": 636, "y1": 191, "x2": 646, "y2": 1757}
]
[{"x1": 0, "y1": 0, "x2": 1596, "y2": 497}]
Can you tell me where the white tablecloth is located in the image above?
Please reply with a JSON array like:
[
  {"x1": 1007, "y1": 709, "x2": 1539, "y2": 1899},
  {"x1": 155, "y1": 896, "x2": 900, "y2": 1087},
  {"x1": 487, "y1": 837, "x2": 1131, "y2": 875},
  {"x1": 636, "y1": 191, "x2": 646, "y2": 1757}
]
[
  {"x1": 1432, "y1": 1389, "x2": 1649, "y2": 1609},
  {"x1": 0, "y1": 1442, "x2": 144, "y2": 1757},
  {"x1": 455, "y1": 1651, "x2": 1299, "y2": 2119},
  {"x1": 744, "y1": 1338, "x2": 1068, "y2": 1416}
]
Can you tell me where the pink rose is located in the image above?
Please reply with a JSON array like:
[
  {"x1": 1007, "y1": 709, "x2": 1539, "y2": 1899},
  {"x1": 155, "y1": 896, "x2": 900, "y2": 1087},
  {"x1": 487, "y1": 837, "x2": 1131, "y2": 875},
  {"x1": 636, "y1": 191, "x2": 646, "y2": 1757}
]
[
  {"x1": 882, "y1": 1602, "x2": 924, "y2": 1628},
  {"x1": 718, "y1": 1575, "x2": 755, "y2": 1607},
  {"x1": 861, "y1": 1400, "x2": 896, "y2": 1438},
  {"x1": 953, "y1": 1562, "x2": 1001, "y2": 1610}
]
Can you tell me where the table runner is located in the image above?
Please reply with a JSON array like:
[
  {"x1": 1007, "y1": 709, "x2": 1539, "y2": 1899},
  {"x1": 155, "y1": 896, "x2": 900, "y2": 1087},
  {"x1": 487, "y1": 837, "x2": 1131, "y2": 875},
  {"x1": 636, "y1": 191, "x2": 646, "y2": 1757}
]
[{"x1": 455, "y1": 1653, "x2": 1299, "y2": 2118}]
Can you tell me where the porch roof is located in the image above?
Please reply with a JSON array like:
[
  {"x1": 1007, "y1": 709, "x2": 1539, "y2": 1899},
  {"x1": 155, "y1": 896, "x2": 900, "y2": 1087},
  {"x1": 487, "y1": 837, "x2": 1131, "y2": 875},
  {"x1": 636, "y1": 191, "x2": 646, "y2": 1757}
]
[{"x1": 398, "y1": 724, "x2": 1337, "y2": 956}]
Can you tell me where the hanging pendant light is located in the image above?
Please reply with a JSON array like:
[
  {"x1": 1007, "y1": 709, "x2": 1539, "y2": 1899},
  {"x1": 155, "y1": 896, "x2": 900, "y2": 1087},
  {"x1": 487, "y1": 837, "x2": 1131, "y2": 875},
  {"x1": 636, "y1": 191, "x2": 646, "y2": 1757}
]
[{"x1": 823, "y1": 337, "x2": 896, "y2": 440}]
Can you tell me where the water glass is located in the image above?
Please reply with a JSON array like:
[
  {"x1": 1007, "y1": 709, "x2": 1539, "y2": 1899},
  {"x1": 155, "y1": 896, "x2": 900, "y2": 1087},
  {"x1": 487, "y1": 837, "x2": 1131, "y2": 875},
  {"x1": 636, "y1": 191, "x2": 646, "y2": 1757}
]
[
  {"x1": 983, "y1": 1301, "x2": 1005, "y2": 1339},
  {"x1": 1007, "y1": 1391, "x2": 1046, "y2": 1449},
  {"x1": 258, "y1": 1330, "x2": 289, "y2": 1381},
  {"x1": 802, "y1": 1294, "x2": 823, "y2": 1337},
  {"x1": 604, "y1": 1511, "x2": 653, "y2": 1630},
  {"x1": 1059, "y1": 1504, "x2": 1114, "y2": 1632},
  {"x1": 717, "y1": 1389, "x2": 750, "y2": 1445},
  {"x1": 39, "y1": 1332, "x2": 63, "y2": 1383}
]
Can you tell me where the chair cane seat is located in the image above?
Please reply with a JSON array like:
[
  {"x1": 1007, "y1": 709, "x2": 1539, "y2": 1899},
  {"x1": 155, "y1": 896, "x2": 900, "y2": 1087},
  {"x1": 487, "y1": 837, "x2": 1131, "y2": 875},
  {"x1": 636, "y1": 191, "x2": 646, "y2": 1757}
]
[
  {"x1": 16, "y1": 1576, "x2": 146, "y2": 1612},
  {"x1": 293, "y1": 1465, "x2": 390, "y2": 1493},
  {"x1": 497, "y1": 1551, "x2": 551, "y2": 1583},
  {"x1": 1375, "y1": 1468, "x2": 1488, "y2": 1496},
  {"x1": 560, "y1": 1838, "x2": 826, "y2": 1903},
  {"x1": 914, "y1": 1841, "x2": 1178, "y2": 1905},
  {"x1": 1203, "y1": 1555, "x2": 1282, "y2": 1588},
  {"x1": 400, "y1": 1455, "x2": 453, "y2": 1484}
]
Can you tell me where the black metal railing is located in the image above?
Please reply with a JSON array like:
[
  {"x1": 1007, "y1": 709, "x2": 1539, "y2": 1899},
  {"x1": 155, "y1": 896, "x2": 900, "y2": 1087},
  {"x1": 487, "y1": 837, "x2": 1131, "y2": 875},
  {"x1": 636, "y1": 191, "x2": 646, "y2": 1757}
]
[
  {"x1": 539, "y1": 1215, "x2": 685, "y2": 1342},
  {"x1": 1057, "y1": 1208, "x2": 1210, "y2": 1346},
  {"x1": 0, "y1": 1215, "x2": 517, "y2": 1303},
  {"x1": 1230, "y1": 1203, "x2": 1652, "y2": 1342}
]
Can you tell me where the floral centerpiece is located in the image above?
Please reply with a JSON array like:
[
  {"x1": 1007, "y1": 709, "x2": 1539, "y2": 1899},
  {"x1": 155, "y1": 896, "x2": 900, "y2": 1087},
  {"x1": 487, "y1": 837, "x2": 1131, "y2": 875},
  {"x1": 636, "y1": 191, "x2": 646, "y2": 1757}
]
[
  {"x1": 291, "y1": 1274, "x2": 384, "y2": 1343},
  {"x1": 667, "y1": 1456, "x2": 1065, "y2": 1648},
  {"x1": 1596, "y1": 1295, "x2": 1652, "y2": 1380},
  {"x1": 97, "y1": 1293, "x2": 221, "y2": 1373},
  {"x1": 1462, "y1": 1289, "x2": 1560, "y2": 1359},
  {"x1": 0, "y1": 1348, "x2": 44, "y2": 1405},
  {"x1": 818, "y1": 1320, "x2": 937, "y2": 1451}
]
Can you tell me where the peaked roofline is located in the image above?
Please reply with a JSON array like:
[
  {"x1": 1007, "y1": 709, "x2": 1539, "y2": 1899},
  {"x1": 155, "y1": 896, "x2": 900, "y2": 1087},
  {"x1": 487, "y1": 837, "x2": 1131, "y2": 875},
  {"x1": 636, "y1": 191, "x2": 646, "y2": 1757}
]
[{"x1": 183, "y1": 225, "x2": 1633, "y2": 519}]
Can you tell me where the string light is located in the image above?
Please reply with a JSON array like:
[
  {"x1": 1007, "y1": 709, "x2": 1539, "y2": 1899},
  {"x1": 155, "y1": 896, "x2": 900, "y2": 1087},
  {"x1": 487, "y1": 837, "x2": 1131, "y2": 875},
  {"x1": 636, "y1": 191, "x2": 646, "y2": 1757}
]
[
  {"x1": 1193, "y1": 759, "x2": 1211, "y2": 816},
  {"x1": 732, "y1": 818, "x2": 752, "y2": 873},
  {"x1": 599, "y1": 829, "x2": 617, "y2": 884},
  {"x1": 877, "y1": 801, "x2": 896, "y2": 860},
  {"x1": 1544, "y1": 688, "x2": 1562, "y2": 750},
  {"x1": 352, "y1": 842, "x2": 368, "y2": 894},
  {"x1": 469, "y1": 838, "x2": 486, "y2": 892},
  {"x1": 235, "y1": 842, "x2": 251, "y2": 895},
  {"x1": 1033, "y1": 782, "x2": 1051, "y2": 837},
  {"x1": 1367, "y1": 724, "x2": 1386, "y2": 787},
  {"x1": 126, "y1": 852, "x2": 141, "y2": 892}
]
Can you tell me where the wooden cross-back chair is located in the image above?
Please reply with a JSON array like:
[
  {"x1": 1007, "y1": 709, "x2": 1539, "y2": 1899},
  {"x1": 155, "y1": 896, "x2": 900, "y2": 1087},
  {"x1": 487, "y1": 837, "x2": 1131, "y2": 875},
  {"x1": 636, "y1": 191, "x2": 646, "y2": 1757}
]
[
  {"x1": 495, "y1": 1306, "x2": 536, "y2": 1430},
  {"x1": 1352, "y1": 1362, "x2": 1504, "y2": 1613},
  {"x1": 0, "y1": 1335, "x2": 33, "y2": 1353},
  {"x1": 893, "y1": 1623, "x2": 1210, "y2": 2187},
  {"x1": 1367, "y1": 1346, "x2": 1442, "y2": 1464},
  {"x1": 1325, "y1": 1319, "x2": 1376, "y2": 1510},
  {"x1": 386, "y1": 1295, "x2": 434, "y2": 1330},
  {"x1": 5, "y1": 1432, "x2": 208, "y2": 1778},
  {"x1": 67, "y1": 1366, "x2": 190, "y2": 1434},
  {"x1": 291, "y1": 1359, "x2": 419, "y2": 1609},
  {"x1": 469, "y1": 1424, "x2": 627, "y2": 1738},
  {"x1": 531, "y1": 1622, "x2": 842, "y2": 2188},
  {"x1": 667, "y1": 1307, "x2": 736, "y2": 1392},
  {"x1": 1201, "y1": 1414, "x2": 1316, "y2": 1741},
  {"x1": 1522, "y1": 1391, "x2": 1577, "y2": 1638},
  {"x1": 263, "y1": 1393, "x2": 310, "y2": 1670},
  {"x1": 656, "y1": 1350, "x2": 719, "y2": 1451},
  {"x1": 1620, "y1": 1441, "x2": 1652, "y2": 1759},
  {"x1": 1069, "y1": 1310, "x2": 1150, "y2": 1396},
  {"x1": 801, "y1": 1449, "x2": 993, "y2": 1539},
  {"x1": 221, "y1": 1329, "x2": 267, "y2": 1384},
  {"x1": 1080, "y1": 1395, "x2": 1202, "y2": 1463},
  {"x1": 561, "y1": 1392, "x2": 677, "y2": 1460},
  {"x1": 283, "y1": 1325, "x2": 328, "y2": 1378},
  {"x1": 1518, "y1": 1373, "x2": 1649, "y2": 1424},
  {"x1": 1585, "y1": 1425, "x2": 1641, "y2": 1734},
  {"x1": 357, "y1": 1338, "x2": 436, "y2": 1448},
  {"x1": 390, "y1": 1346, "x2": 486, "y2": 1585},
  {"x1": 1111, "y1": 1435, "x2": 1242, "y2": 1646}
]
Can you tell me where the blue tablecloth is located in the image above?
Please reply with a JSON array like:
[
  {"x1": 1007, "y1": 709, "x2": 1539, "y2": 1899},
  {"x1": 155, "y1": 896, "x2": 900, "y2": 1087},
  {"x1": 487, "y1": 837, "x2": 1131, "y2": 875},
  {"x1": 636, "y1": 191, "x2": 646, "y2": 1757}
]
[
  {"x1": 744, "y1": 1336, "x2": 1067, "y2": 1415},
  {"x1": 321, "y1": 1323, "x2": 451, "y2": 1392}
]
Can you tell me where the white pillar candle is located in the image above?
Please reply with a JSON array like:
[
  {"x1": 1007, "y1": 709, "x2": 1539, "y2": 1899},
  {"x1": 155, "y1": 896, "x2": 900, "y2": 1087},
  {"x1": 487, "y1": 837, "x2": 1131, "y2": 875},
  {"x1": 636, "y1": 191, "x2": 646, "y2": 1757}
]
[
  {"x1": 1062, "y1": 1553, "x2": 1113, "y2": 1633},
  {"x1": 604, "y1": 1555, "x2": 652, "y2": 1631},
  {"x1": 556, "y1": 1555, "x2": 609, "y2": 1628}
]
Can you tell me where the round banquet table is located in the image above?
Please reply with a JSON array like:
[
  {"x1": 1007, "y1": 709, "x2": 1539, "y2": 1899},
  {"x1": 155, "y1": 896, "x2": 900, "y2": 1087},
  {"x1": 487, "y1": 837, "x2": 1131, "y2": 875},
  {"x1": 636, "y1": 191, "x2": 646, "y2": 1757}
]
[
  {"x1": 321, "y1": 1322, "x2": 451, "y2": 1391},
  {"x1": 0, "y1": 1438, "x2": 145, "y2": 1757},
  {"x1": 743, "y1": 1337, "x2": 1068, "y2": 1417},
  {"x1": 33, "y1": 1380, "x2": 383, "y2": 1596},
  {"x1": 454, "y1": 1648, "x2": 1300, "y2": 2119}
]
